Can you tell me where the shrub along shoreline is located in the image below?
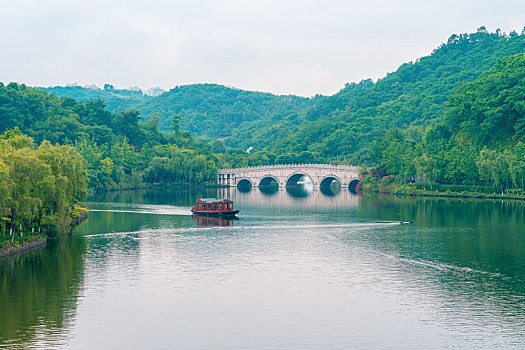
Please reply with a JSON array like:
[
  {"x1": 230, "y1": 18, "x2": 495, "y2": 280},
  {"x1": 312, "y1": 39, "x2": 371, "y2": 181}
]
[
  {"x1": 358, "y1": 174, "x2": 525, "y2": 201},
  {"x1": 0, "y1": 206, "x2": 88, "y2": 258}
]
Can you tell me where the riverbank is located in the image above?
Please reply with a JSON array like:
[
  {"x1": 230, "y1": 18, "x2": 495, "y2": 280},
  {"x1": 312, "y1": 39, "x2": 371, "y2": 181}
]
[
  {"x1": 71, "y1": 206, "x2": 89, "y2": 225},
  {"x1": 0, "y1": 206, "x2": 89, "y2": 259},
  {"x1": 359, "y1": 176, "x2": 525, "y2": 201},
  {"x1": 0, "y1": 237, "x2": 47, "y2": 259}
]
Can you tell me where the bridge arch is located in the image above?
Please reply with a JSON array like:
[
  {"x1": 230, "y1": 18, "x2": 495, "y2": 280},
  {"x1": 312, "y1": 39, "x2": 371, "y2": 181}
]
[
  {"x1": 236, "y1": 178, "x2": 253, "y2": 192},
  {"x1": 218, "y1": 164, "x2": 361, "y2": 192},
  {"x1": 285, "y1": 172, "x2": 314, "y2": 187},
  {"x1": 257, "y1": 174, "x2": 280, "y2": 188},
  {"x1": 319, "y1": 174, "x2": 343, "y2": 188},
  {"x1": 348, "y1": 178, "x2": 360, "y2": 192},
  {"x1": 319, "y1": 174, "x2": 342, "y2": 196}
]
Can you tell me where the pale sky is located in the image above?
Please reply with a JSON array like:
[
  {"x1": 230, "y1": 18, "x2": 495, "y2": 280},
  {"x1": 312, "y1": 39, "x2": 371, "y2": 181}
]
[{"x1": 1, "y1": 0, "x2": 524, "y2": 96}]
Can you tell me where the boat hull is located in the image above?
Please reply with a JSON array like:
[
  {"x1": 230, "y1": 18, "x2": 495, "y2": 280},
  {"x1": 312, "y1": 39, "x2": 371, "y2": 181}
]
[{"x1": 191, "y1": 210, "x2": 239, "y2": 217}]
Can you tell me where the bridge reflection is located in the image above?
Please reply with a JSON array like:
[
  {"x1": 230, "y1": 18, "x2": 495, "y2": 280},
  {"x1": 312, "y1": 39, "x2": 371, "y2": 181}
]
[{"x1": 216, "y1": 186, "x2": 361, "y2": 209}]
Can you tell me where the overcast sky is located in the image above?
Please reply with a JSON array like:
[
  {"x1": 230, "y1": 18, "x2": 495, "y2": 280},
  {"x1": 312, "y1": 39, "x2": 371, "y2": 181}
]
[{"x1": 1, "y1": 0, "x2": 524, "y2": 96}]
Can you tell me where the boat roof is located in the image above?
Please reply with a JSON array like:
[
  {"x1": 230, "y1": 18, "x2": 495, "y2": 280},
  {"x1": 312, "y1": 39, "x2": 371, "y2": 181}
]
[{"x1": 199, "y1": 198, "x2": 232, "y2": 203}]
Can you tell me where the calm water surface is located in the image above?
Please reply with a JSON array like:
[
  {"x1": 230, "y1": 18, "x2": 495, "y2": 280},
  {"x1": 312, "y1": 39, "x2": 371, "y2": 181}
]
[{"x1": 1, "y1": 187, "x2": 525, "y2": 349}]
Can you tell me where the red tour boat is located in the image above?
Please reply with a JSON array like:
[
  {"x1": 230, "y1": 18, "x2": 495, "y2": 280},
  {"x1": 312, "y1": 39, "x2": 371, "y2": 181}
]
[{"x1": 191, "y1": 198, "x2": 239, "y2": 217}]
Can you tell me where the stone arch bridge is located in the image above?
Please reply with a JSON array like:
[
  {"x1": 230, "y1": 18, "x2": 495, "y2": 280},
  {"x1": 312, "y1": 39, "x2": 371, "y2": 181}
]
[{"x1": 217, "y1": 164, "x2": 360, "y2": 189}]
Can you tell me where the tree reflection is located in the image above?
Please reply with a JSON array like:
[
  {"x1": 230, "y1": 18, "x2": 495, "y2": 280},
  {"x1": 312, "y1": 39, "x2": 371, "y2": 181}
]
[{"x1": 0, "y1": 234, "x2": 87, "y2": 347}]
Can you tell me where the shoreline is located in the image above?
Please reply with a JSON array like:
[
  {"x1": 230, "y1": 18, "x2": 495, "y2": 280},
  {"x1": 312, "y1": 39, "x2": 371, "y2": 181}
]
[
  {"x1": 360, "y1": 187, "x2": 525, "y2": 201},
  {"x1": 1, "y1": 209, "x2": 89, "y2": 260},
  {"x1": 91, "y1": 183, "x2": 525, "y2": 202},
  {"x1": 0, "y1": 238, "x2": 47, "y2": 259},
  {"x1": 70, "y1": 211, "x2": 88, "y2": 226}
]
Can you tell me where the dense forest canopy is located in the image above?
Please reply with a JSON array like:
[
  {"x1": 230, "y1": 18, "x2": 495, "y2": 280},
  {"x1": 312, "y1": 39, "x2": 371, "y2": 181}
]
[
  {"x1": 227, "y1": 28, "x2": 525, "y2": 164},
  {"x1": 1, "y1": 27, "x2": 523, "y2": 197},
  {"x1": 369, "y1": 51, "x2": 525, "y2": 194},
  {"x1": 0, "y1": 83, "x2": 219, "y2": 191},
  {"x1": 43, "y1": 84, "x2": 315, "y2": 139},
  {"x1": 41, "y1": 29, "x2": 525, "y2": 167}
]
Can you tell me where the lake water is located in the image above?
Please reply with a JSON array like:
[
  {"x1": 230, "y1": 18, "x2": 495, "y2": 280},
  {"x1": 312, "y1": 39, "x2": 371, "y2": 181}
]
[{"x1": 1, "y1": 187, "x2": 525, "y2": 349}]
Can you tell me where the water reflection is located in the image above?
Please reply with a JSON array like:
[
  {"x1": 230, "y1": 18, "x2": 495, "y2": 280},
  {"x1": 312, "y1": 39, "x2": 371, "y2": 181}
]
[
  {"x1": 258, "y1": 186, "x2": 278, "y2": 196},
  {"x1": 2, "y1": 188, "x2": 525, "y2": 349},
  {"x1": 258, "y1": 178, "x2": 279, "y2": 196},
  {"x1": 285, "y1": 184, "x2": 312, "y2": 197},
  {"x1": 0, "y1": 235, "x2": 87, "y2": 348},
  {"x1": 319, "y1": 179, "x2": 341, "y2": 196},
  {"x1": 236, "y1": 185, "x2": 251, "y2": 193},
  {"x1": 217, "y1": 186, "x2": 360, "y2": 211},
  {"x1": 192, "y1": 215, "x2": 238, "y2": 227},
  {"x1": 285, "y1": 175, "x2": 314, "y2": 197}
]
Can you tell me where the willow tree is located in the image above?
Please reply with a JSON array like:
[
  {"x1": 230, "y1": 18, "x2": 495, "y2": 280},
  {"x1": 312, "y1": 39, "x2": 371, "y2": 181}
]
[{"x1": 0, "y1": 129, "x2": 88, "y2": 243}]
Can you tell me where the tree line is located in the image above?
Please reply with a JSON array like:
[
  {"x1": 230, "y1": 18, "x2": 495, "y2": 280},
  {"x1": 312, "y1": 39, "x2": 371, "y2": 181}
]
[
  {"x1": 367, "y1": 53, "x2": 525, "y2": 194},
  {"x1": 3, "y1": 28, "x2": 525, "y2": 205},
  {"x1": 225, "y1": 28, "x2": 525, "y2": 165},
  {"x1": 1, "y1": 83, "x2": 219, "y2": 191},
  {"x1": 0, "y1": 129, "x2": 88, "y2": 249}
]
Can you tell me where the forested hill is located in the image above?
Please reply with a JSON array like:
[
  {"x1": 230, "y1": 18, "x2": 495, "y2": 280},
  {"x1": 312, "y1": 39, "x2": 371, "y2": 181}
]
[
  {"x1": 41, "y1": 29, "x2": 525, "y2": 165},
  {"x1": 42, "y1": 84, "x2": 315, "y2": 139},
  {"x1": 227, "y1": 28, "x2": 525, "y2": 163},
  {"x1": 43, "y1": 85, "x2": 147, "y2": 113},
  {"x1": 141, "y1": 84, "x2": 316, "y2": 138},
  {"x1": 0, "y1": 83, "x2": 220, "y2": 191}
]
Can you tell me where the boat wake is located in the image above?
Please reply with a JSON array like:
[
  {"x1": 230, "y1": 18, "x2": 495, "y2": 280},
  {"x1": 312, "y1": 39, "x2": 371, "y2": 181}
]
[
  {"x1": 88, "y1": 204, "x2": 192, "y2": 216},
  {"x1": 84, "y1": 221, "x2": 402, "y2": 238},
  {"x1": 377, "y1": 252, "x2": 504, "y2": 278}
]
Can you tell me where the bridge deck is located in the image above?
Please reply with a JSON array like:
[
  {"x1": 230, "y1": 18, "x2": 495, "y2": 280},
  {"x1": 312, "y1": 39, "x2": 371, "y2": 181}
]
[{"x1": 217, "y1": 163, "x2": 360, "y2": 189}]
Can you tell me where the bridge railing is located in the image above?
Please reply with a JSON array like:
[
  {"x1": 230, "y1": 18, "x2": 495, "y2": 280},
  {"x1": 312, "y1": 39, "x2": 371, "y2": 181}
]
[{"x1": 218, "y1": 163, "x2": 358, "y2": 173}]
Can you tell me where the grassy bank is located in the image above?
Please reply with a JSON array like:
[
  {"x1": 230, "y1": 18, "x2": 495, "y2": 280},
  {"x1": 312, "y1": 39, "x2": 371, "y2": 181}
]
[
  {"x1": 358, "y1": 175, "x2": 525, "y2": 201},
  {"x1": 0, "y1": 206, "x2": 88, "y2": 257}
]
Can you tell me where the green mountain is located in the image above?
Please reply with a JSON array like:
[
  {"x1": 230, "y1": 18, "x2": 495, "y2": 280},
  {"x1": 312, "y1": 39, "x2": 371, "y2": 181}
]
[
  {"x1": 6, "y1": 27, "x2": 525, "y2": 194},
  {"x1": 227, "y1": 28, "x2": 525, "y2": 163},
  {"x1": 43, "y1": 85, "x2": 148, "y2": 112},
  {"x1": 41, "y1": 28, "x2": 525, "y2": 167},
  {"x1": 42, "y1": 84, "x2": 315, "y2": 139},
  {"x1": 369, "y1": 51, "x2": 525, "y2": 193},
  {"x1": 1, "y1": 83, "x2": 218, "y2": 191}
]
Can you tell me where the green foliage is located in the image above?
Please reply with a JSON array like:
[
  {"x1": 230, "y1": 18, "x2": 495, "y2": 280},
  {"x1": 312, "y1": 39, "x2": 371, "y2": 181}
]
[
  {"x1": 43, "y1": 84, "x2": 315, "y2": 140},
  {"x1": 0, "y1": 130, "x2": 88, "y2": 247},
  {"x1": 227, "y1": 30, "x2": 525, "y2": 162},
  {"x1": 370, "y1": 51, "x2": 525, "y2": 194},
  {"x1": 34, "y1": 30, "x2": 525, "y2": 175},
  {"x1": 9, "y1": 28, "x2": 525, "y2": 200},
  {"x1": 2, "y1": 83, "x2": 221, "y2": 191},
  {"x1": 43, "y1": 85, "x2": 147, "y2": 112},
  {"x1": 444, "y1": 53, "x2": 525, "y2": 145}
]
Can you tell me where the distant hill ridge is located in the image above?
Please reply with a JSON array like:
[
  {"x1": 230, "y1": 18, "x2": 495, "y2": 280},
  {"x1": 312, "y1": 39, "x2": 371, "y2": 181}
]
[
  {"x1": 226, "y1": 28, "x2": 525, "y2": 163},
  {"x1": 41, "y1": 28, "x2": 525, "y2": 164},
  {"x1": 42, "y1": 83, "x2": 315, "y2": 139}
]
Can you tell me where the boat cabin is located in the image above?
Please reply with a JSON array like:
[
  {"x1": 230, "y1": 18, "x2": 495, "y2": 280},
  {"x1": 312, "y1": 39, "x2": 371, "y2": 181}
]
[{"x1": 194, "y1": 198, "x2": 234, "y2": 212}]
